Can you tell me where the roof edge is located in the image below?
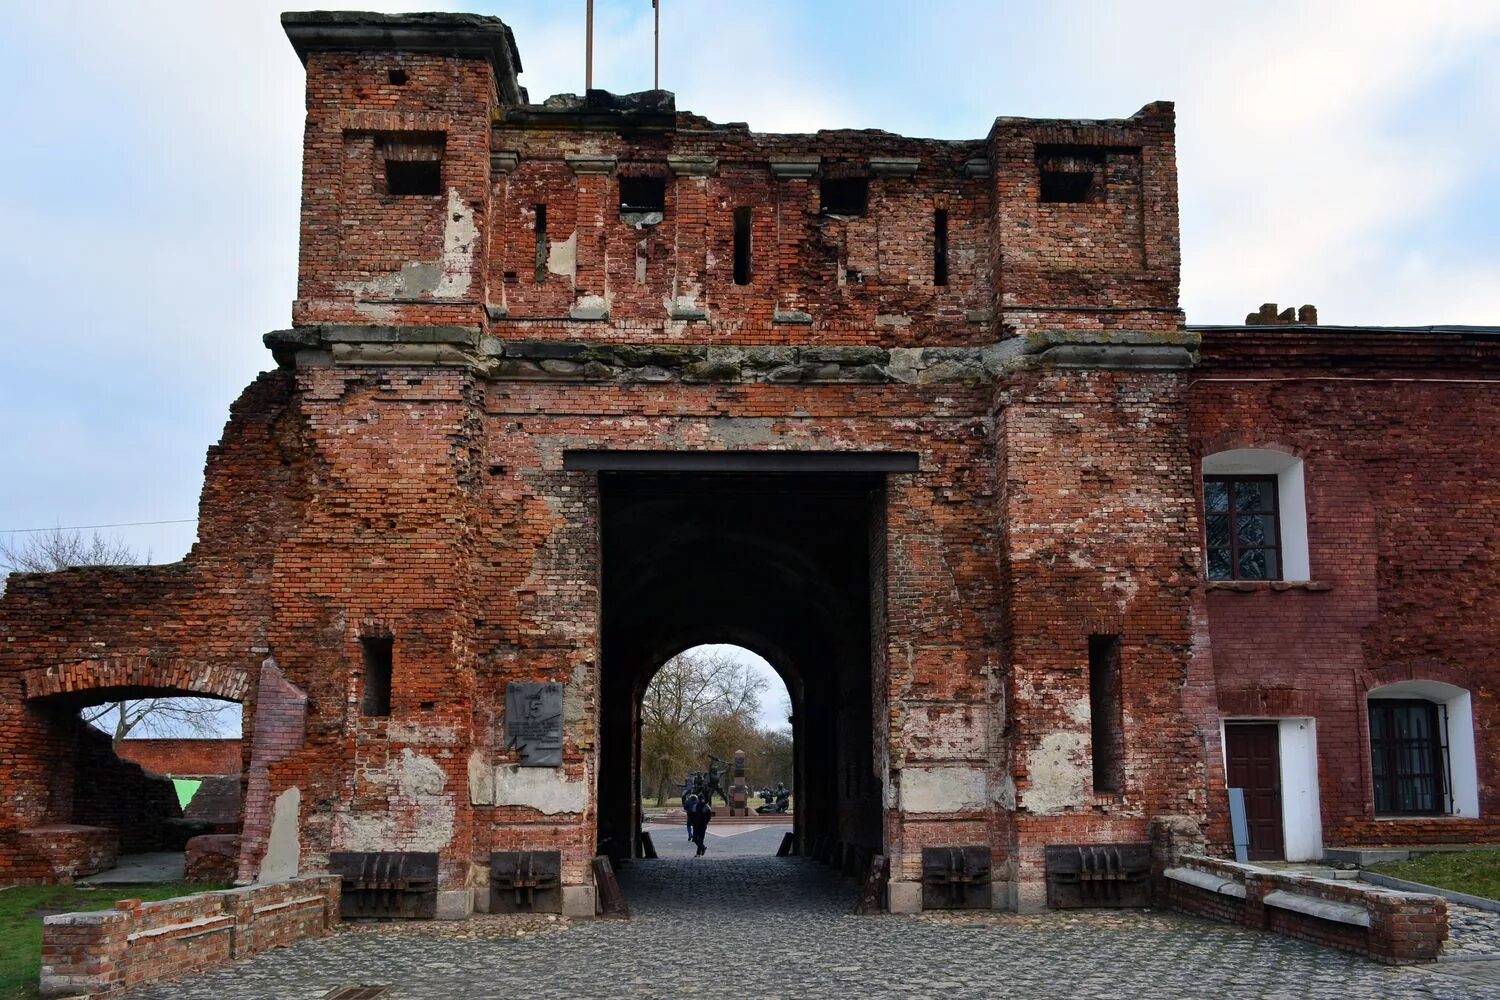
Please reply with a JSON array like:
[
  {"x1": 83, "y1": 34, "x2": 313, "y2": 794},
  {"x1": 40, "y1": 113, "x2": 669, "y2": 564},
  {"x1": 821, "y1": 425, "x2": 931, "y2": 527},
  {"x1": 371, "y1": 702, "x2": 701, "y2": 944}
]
[{"x1": 282, "y1": 10, "x2": 523, "y2": 105}]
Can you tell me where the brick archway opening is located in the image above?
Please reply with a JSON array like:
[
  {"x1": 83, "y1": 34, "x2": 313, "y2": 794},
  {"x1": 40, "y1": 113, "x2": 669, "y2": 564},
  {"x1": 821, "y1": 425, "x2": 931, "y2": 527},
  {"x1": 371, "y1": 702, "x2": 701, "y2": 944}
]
[
  {"x1": 597, "y1": 470, "x2": 888, "y2": 884},
  {"x1": 13, "y1": 657, "x2": 248, "y2": 883},
  {"x1": 635, "y1": 642, "x2": 796, "y2": 856}
]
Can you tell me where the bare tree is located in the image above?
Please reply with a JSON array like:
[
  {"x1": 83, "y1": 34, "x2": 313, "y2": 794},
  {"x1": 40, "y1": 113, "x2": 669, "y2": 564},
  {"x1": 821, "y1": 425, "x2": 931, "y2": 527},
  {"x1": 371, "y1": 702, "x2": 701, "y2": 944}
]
[
  {"x1": 0, "y1": 526, "x2": 142, "y2": 578},
  {"x1": 640, "y1": 647, "x2": 767, "y2": 806},
  {"x1": 82, "y1": 698, "x2": 234, "y2": 749},
  {"x1": 0, "y1": 527, "x2": 233, "y2": 746}
]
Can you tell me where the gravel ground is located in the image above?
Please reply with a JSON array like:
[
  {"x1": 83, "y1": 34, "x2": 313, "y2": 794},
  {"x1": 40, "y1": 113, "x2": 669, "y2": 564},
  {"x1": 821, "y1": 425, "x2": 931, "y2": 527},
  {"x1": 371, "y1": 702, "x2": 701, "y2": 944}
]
[{"x1": 121, "y1": 856, "x2": 1500, "y2": 1000}]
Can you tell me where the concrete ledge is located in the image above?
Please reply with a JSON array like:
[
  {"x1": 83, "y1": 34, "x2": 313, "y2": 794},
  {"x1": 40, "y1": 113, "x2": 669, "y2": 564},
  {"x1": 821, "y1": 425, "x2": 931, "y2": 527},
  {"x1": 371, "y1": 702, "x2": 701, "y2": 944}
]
[
  {"x1": 1264, "y1": 889, "x2": 1372, "y2": 927},
  {"x1": 561, "y1": 885, "x2": 596, "y2": 917},
  {"x1": 1360, "y1": 871, "x2": 1500, "y2": 914},
  {"x1": 888, "y1": 880, "x2": 922, "y2": 914},
  {"x1": 1165, "y1": 866, "x2": 1247, "y2": 899},
  {"x1": 769, "y1": 158, "x2": 819, "y2": 180},
  {"x1": 667, "y1": 155, "x2": 717, "y2": 177},
  {"x1": 435, "y1": 889, "x2": 473, "y2": 920},
  {"x1": 564, "y1": 155, "x2": 617, "y2": 175},
  {"x1": 869, "y1": 157, "x2": 919, "y2": 177}
]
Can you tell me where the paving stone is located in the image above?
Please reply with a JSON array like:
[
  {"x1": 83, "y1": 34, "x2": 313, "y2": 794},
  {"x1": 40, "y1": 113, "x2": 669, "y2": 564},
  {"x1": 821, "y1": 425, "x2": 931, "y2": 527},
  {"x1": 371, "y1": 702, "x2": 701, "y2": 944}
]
[{"x1": 122, "y1": 857, "x2": 1500, "y2": 1000}]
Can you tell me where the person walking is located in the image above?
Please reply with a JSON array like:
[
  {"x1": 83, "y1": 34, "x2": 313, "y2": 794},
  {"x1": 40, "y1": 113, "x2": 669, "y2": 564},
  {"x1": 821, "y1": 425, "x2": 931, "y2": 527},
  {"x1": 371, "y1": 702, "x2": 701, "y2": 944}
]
[
  {"x1": 687, "y1": 793, "x2": 714, "y2": 856},
  {"x1": 683, "y1": 793, "x2": 698, "y2": 841}
]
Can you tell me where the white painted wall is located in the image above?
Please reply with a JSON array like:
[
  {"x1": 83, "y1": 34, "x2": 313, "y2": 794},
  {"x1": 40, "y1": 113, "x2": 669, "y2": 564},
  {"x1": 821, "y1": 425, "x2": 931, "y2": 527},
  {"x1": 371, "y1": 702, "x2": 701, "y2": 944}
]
[
  {"x1": 1202, "y1": 449, "x2": 1310, "y2": 581},
  {"x1": 1369, "y1": 680, "x2": 1480, "y2": 818},
  {"x1": 1277, "y1": 719, "x2": 1324, "y2": 861}
]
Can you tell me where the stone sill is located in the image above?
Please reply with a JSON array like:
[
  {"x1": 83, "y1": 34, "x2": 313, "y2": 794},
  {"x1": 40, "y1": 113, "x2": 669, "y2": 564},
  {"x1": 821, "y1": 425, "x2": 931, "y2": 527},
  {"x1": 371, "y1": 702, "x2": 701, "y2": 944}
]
[
  {"x1": 1205, "y1": 580, "x2": 1332, "y2": 593},
  {"x1": 1373, "y1": 814, "x2": 1467, "y2": 822}
]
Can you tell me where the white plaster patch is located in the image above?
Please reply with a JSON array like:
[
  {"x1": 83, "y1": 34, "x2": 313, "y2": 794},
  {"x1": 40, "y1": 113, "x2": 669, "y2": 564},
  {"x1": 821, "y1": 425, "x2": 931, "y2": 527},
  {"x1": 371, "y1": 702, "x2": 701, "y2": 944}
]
[
  {"x1": 493, "y1": 765, "x2": 587, "y2": 814},
  {"x1": 333, "y1": 749, "x2": 456, "y2": 852},
  {"x1": 563, "y1": 661, "x2": 589, "y2": 727},
  {"x1": 1021, "y1": 732, "x2": 1089, "y2": 815},
  {"x1": 899, "y1": 766, "x2": 987, "y2": 813},
  {"x1": 260, "y1": 786, "x2": 301, "y2": 883},
  {"x1": 993, "y1": 771, "x2": 1017, "y2": 810},
  {"x1": 1065, "y1": 698, "x2": 1092, "y2": 726},
  {"x1": 435, "y1": 188, "x2": 477, "y2": 298},
  {"x1": 468, "y1": 750, "x2": 495, "y2": 806},
  {"x1": 397, "y1": 748, "x2": 447, "y2": 796},
  {"x1": 548, "y1": 231, "x2": 578, "y2": 278},
  {"x1": 904, "y1": 705, "x2": 988, "y2": 758},
  {"x1": 387, "y1": 720, "x2": 462, "y2": 745}
]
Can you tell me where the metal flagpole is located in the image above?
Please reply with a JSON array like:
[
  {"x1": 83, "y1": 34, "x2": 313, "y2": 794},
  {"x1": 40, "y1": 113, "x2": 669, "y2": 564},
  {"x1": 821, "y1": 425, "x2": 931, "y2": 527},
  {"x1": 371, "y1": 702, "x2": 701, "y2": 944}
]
[
  {"x1": 586, "y1": 0, "x2": 594, "y2": 92},
  {"x1": 654, "y1": 0, "x2": 660, "y2": 90}
]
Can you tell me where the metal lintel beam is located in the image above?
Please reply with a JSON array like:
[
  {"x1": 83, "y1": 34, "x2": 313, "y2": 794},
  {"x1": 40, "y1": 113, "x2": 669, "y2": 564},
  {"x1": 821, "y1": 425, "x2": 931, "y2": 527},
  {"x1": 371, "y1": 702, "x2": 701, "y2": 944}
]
[{"x1": 562, "y1": 450, "x2": 920, "y2": 473}]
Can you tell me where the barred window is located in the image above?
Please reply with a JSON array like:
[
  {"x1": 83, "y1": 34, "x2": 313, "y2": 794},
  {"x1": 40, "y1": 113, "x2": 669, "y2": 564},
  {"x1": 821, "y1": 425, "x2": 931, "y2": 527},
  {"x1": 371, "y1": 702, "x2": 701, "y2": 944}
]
[
  {"x1": 1369, "y1": 699, "x2": 1446, "y2": 816},
  {"x1": 1204, "y1": 475, "x2": 1281, "y2": 580}
]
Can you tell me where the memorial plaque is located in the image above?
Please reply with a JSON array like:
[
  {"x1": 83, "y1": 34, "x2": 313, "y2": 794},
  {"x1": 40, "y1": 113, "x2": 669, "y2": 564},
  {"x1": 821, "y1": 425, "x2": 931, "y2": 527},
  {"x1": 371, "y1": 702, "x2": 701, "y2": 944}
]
[{"x1": 505, "y1": 682, "x2": 564, "y2": 766}]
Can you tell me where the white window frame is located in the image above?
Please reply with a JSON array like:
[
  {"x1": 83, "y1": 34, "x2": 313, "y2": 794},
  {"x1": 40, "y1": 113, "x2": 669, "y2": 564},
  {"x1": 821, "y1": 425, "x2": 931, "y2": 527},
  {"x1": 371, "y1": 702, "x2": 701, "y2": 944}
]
[
  {"x1": 1368, "y1": 680, "x2": 1479, "y2": 819},
  {"x1": 1202, "y1": 449, "x2": 1310, "y2": 581}
]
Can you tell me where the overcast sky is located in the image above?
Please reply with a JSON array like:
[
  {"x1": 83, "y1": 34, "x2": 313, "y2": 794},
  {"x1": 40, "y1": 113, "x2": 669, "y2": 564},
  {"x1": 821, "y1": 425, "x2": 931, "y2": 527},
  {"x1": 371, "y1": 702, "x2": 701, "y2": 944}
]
[{"x1": 1, "y1": 0, "x2": 1496, "y2": 569}]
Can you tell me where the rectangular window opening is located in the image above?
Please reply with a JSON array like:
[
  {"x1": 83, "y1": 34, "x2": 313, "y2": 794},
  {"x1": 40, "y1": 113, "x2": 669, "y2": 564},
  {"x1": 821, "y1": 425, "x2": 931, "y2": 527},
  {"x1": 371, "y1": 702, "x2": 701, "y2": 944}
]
[
  {"x1": 533, "y1": 204, "x2": 548, "y2": 283},
  {"x1": 1088, "y1": 635, "x2": 1124, "y2": 795},
  {"x1": 1370, "y1": 699, "x2": 1446, "y2": 816},
  {"x1": 1036, "y1": 146, "x2": 1104, "y2": 204},
  {"x1": 1204, "y1": 475, "x2": 1282, "y2": 581},
  {"x1": 360, "y1": 636, "x2": 393, "y2": 717},
  {"x1": 820, "y1": 177, "x2": 867, "y2": 217},
  {"x1": 385, "y1": 159, "x2": 441, "y2": 197},
  {"x1": 733, "y1": 206, "x2": 752, "y2": 285},
  {"x1": 1039, "y1": 170, "x2": 1093, "y2": 203},
  {"x1": 619, "y1": 176, "x2": 666, "y2": 213},
  {"x1": 933, "y1": 209, "x2": 949, "y2": 286}
]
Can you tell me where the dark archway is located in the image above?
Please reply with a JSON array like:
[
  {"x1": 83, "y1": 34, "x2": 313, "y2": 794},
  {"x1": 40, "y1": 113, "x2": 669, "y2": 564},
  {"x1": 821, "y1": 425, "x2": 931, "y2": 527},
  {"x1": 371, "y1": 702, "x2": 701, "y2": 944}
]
[{"x1": 597, "y1": 471, "x2": 888, "y2": 868}]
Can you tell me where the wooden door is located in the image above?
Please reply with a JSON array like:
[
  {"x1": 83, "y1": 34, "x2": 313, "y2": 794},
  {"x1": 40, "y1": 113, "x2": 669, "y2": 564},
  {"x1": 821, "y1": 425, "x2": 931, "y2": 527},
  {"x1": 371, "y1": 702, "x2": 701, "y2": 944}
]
[{"x1": 1225, "y1": 723, "x2": 1284, "y2": 860}]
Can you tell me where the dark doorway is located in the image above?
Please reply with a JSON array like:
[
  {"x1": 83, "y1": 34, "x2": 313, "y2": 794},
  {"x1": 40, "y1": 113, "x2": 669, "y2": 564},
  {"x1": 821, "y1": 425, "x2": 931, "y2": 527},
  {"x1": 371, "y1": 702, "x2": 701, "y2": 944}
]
[
  {"x1": 1225, "y1": 722, "x2": 1284, "y2": 861},
  {"x1": 595, "y1": 470, "x2": 888, "y2": 870}
]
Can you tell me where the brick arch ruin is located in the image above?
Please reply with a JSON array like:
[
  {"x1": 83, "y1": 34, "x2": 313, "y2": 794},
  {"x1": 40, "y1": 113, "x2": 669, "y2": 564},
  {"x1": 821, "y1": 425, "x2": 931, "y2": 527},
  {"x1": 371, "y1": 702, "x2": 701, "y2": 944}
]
[{"x1": 22, "y1": 656, "x2": 251, "y2": 704}]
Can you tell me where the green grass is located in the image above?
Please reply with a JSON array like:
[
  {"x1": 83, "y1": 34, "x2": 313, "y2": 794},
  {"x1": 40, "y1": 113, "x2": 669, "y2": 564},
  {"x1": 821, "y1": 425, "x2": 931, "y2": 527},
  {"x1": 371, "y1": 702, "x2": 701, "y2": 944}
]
[
  {"x1": 0, "y1": 881, "x2": 226, "y2": 999},
  {"x1": 1369, "y1": 848, "x2": 1500, "y2": 901}
]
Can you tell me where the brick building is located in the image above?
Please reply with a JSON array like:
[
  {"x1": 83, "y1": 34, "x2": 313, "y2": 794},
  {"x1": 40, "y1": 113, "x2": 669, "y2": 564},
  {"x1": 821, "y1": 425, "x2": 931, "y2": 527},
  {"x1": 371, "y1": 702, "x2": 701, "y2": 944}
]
[{"x1": 0, "y1": 11, "x2": 1494, "y2": 913}]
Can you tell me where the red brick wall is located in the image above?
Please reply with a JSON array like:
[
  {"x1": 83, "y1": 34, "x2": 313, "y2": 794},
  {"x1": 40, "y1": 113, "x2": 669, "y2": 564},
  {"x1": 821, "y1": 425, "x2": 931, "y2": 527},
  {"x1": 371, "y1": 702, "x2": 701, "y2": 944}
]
[
  {"x1": 1190, "y1": 329, "x2": 1500, "y2": 846},
  {"x1": 71, "y1": 723, "x2": 186, "y2": 854},
  {"x1": 1165, "y1": 855, "x2": 1448, "y2": 963},
  {"x1": 39, "y1": 876, "x2": 339, "y2": 997},
  {"x1": 115, "y1": 739, "x2": 242, "y2": 776}
]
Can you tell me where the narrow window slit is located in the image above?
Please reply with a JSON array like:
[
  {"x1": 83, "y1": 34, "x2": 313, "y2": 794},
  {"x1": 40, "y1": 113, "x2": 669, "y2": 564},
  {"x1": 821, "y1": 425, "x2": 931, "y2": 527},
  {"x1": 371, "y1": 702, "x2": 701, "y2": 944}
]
[
  {"x1": 733, "y1": 207, "x2": 752, "y2": 285},
  {"x1": 534, "y1": 204, "x2": 548, "y2": 282},
  {"x1": 361, "y1": 636, "x2": 393, "y2": 718},
  {"x1": 1088, "y1": 635, "x2": 1124, "y2": 795},
  {"x1": 933, "y1": 209, "x2": 949, "y2": 286},
  {"x1": 388, "y1": 68, "x2": 408, "y2": 86}
]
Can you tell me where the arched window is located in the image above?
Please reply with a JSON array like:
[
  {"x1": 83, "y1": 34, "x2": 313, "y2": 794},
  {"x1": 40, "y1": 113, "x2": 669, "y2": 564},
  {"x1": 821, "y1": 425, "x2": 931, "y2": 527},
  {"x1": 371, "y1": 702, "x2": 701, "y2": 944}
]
[
  {"x1": 1367, "y1": 681, "x2": 1479, "y2": 819},
  {"x1": 1201, "y1": 449, "x2": 1310, "y2": 581}
]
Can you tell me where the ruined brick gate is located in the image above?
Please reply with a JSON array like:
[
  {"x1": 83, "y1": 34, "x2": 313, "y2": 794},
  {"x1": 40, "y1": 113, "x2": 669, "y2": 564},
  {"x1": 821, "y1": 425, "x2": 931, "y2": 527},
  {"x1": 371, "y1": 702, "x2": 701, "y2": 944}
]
[{"x1": 1, "y1": 11, "x2": 1495, "y2": 916}]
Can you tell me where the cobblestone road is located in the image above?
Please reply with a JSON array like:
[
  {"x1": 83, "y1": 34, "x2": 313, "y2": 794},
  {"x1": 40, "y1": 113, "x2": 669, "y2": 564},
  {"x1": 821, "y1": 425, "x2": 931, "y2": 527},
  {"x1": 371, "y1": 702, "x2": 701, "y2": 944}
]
[{"x1": 125, "y1": 856, "x2": 1500, "y2": 1000}]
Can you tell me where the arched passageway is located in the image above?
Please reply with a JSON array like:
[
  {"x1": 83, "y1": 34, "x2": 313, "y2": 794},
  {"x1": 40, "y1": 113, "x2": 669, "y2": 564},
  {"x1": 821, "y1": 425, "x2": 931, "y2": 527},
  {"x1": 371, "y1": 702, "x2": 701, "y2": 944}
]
[
  {"x1": 597, "y1": 471, "x2": 888, "y2": 873},
  {"x1": 14, "y1": 657, "x2": 246, "y2": 880}
]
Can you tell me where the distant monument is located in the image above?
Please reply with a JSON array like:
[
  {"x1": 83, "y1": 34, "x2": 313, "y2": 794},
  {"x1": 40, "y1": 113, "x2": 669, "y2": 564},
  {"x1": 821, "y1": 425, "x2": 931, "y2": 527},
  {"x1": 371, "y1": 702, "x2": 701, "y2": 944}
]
[{"x1": 729, "y1": 750, "x2": 751, "y2": 817}]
